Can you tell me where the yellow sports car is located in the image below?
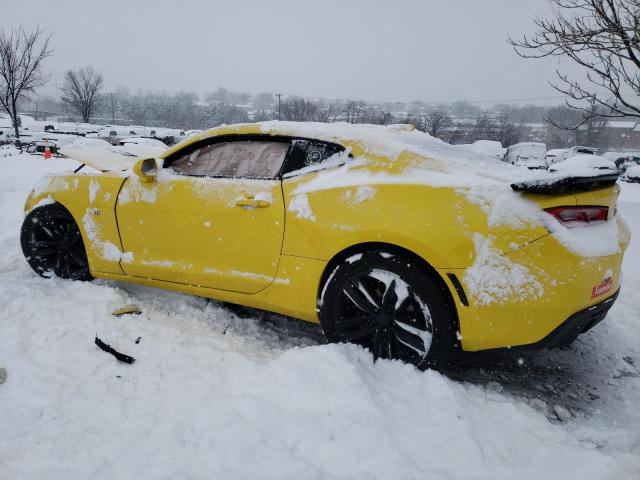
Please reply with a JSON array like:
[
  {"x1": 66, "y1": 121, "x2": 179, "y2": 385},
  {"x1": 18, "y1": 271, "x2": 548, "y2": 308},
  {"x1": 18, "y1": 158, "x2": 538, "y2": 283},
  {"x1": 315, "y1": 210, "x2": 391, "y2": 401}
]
[{"x1": 21, "y1": 122, "x2": 630, "y2": 369}]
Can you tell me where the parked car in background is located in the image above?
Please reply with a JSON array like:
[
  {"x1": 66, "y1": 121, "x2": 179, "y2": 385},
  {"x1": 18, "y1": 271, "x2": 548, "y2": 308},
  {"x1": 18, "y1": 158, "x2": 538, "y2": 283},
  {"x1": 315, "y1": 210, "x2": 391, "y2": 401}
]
[
  {"x1": 622, "y1": 165, "x2": 640, "y2": 183},
  {"x1": 0, "y1": 128, "x2": 10, "y2": 145},
  {"x1": 118, "y1": 137, "x2": 169, "y2": 157},
  {"x1": 560, "y1": 146, "x2": 597, "y2": 161},
  {"x1": 602, "y1": 152, "x2": 640, "y2": 171},
  {"x1": 549, "y1": 154, "x2": 618, "y2": 174},
  {"x1": 25, "y1": 140, "x2": 59, "y2": 156},
  {"x1": 461, "y1": 140, "x2": 503, "y2": 160},
  {"x1": 503, "y1": 142, "x2": 547, "y2": 169},
  {"x1": 5, "y1": 131, "x2": 34, "y2": 147},
  {"x1": 545, "y1": 148, "x2": 567, "y2": 165},
  {"x1": 97, "y1": 127, "x2": 132, "y2": 145}
]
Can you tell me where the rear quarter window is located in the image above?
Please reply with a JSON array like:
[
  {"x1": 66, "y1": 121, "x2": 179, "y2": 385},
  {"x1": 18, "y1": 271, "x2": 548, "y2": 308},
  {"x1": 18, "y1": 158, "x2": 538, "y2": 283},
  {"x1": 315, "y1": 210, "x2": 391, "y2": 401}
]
[{"x1": 283, "y1": 139, "x2": 345, "y2": 176}]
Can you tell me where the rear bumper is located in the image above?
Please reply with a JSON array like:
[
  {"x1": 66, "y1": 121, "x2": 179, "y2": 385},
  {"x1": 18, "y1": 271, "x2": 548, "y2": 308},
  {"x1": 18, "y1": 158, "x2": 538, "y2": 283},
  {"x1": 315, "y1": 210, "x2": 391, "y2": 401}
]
[{"x1": 508, "y1": 288, "x2": 619, "y2": 350}]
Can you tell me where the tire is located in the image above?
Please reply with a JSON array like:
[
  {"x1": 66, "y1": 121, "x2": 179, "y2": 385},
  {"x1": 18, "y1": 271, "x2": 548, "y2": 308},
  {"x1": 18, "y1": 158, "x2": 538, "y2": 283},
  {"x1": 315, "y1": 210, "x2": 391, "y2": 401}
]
[
  {"x1": 20, "y1": 203, "x2": 92, "y2": 281},
  {"x1": 319, "y1": 250, "x2": 457, "y2": 370}
]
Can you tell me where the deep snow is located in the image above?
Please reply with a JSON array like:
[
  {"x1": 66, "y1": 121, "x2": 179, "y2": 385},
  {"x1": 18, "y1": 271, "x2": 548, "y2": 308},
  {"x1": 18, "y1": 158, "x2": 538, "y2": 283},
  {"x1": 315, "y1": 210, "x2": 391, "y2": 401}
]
[{"x1": 1, "y1": 150, "x2": 639, "y2": 479}]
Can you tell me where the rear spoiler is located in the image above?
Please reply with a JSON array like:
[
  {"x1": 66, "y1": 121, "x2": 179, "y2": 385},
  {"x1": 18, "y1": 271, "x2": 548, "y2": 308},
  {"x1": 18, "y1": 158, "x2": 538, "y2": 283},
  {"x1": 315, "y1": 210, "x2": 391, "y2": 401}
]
[{"x1": 511, "y1": 172, "x2": 620, "y2": 194}]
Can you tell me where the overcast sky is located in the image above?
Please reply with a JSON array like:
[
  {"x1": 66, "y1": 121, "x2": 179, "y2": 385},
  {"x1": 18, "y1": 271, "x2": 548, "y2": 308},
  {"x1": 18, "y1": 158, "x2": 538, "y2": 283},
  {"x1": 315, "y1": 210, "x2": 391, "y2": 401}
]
[{"x1": 1, "y1": 0, "x2": 583, "y2": 104}]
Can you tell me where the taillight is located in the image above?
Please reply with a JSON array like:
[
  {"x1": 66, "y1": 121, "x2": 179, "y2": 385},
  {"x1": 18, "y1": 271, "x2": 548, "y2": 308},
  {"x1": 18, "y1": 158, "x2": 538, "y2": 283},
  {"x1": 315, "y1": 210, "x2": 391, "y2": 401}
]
[{"x1": 544, "y1": 206, "x2": 608, "y2": 227}]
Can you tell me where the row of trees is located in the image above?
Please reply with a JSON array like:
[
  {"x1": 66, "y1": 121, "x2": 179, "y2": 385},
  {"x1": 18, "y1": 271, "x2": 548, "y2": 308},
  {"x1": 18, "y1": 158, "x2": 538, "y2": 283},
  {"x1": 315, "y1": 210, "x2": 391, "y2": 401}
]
[
  {"x1": 2, "y1": 1, "x2": 639, "y2": 147},
  {"x1": 16, "y1": 86, "x2": 631, "y2": 150}
]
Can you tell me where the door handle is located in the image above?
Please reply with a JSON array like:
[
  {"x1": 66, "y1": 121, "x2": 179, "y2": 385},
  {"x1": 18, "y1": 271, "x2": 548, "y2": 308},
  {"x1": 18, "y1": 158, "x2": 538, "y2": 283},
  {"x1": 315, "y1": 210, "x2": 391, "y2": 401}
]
[{"x1": 235, "y1": 197, "x2": 270, "y2": 208}]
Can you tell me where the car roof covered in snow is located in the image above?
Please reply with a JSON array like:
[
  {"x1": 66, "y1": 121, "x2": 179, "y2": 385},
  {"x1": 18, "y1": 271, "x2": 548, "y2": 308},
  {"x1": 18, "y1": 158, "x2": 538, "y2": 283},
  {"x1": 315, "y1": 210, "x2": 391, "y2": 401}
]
[{"x1": 162, "y1": 121, "x2": 546, "y2": 189}]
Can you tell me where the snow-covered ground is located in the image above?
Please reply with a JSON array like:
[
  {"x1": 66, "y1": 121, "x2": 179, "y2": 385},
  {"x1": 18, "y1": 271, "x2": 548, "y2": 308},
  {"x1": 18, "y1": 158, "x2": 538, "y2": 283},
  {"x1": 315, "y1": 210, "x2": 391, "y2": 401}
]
[{"x1": 1, "y1": 149, "x2": 639, "y2": 479}]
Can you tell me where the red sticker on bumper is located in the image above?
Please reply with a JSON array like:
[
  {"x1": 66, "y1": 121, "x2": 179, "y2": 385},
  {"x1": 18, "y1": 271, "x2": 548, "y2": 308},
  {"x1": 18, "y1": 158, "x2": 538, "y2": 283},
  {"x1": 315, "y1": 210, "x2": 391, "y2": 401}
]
[{"x1": 591, "y1": 278, "x2": 613, "y2": 298}]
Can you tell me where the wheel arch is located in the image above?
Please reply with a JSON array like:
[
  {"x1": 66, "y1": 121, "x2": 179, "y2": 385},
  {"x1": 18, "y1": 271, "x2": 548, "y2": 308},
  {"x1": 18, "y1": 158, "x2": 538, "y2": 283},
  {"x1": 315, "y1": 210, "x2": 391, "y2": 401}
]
[
  {"x1": 20, "y1": 200, "x2": 93, "y2": 281},
  {"x1": 25, "y1": 198, "x2": 86, "y2": 244},
  {"x1": 317, "y1": 241, "x2": 461, "y2": 341}
]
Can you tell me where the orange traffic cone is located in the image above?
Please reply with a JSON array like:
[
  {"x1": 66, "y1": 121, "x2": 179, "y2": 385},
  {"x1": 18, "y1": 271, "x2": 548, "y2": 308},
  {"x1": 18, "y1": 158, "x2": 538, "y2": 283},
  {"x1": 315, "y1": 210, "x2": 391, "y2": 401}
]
[{"x1": 43, "y1": 139, "x2": 52, "y2": 160}]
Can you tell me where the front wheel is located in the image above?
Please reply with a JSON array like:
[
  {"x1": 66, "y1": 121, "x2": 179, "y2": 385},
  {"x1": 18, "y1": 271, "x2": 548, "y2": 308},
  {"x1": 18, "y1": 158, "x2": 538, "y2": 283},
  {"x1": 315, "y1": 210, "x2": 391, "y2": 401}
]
[
  {"x1": 319, "y1": 250, "x2": 457, "y2": 370},
  {"x1": 20, "y1": 203, "x2": 92, "y2": 281}
]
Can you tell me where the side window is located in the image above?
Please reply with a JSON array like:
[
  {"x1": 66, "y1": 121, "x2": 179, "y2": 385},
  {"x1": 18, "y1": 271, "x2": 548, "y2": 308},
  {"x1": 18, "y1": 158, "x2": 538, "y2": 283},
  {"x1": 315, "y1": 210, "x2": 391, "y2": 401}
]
[
  {"x1": 169, "y1": 141, "x2": 289, "y2": 179},
  {"x1": 284, "y1": 139, "x2": 344, "y2": 175}
]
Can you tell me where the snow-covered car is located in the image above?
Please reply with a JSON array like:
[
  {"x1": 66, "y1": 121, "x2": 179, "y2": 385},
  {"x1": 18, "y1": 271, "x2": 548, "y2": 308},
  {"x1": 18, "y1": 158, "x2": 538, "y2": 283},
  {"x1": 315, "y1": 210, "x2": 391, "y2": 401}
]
[
  {"x1": 461, "y1": 140, "x2": 503, "y2": 160},
  {"x1": 548, "y1": 154, "x2": 618, "y2": 175},
  {"x1": 602, "y1": 151, "x2": 635, "y2": 169},
  {"x1": 560, "y1": 145, "x2": 597, "y2": 161},
  {"x1": 0, "y1": 128, "x2": 10, "y2": 145},
  {"x1": 545, "y1": 148, "x2": 567, "y2": 165},
  {"x1": 25, "y1": 140, "x2": 59, "y2": 155},
  {"x1": 622, "y1": 165, "x2": 640, "y2": 183},
  {"x1": 20, "y1": 122, "x2": 630, "y2": 369},
  {"x1": 504, "y1": 142, "x2": 547, "y2": 169},
  {"x1": 118, "y1": 137, "x2": 169, "y2": 157},
  {"x1": 97, "y1": 127, "x2": 133, "y2": 145},
  {"x1": 58, "y1": 137, "x2": 138, "y2": 171},
  {"x1": 612, "y1": 155, "x2": 640, "y2": 171},
  {"x1": 6, "y1": 132, "x2": 34, "y2": 147}
]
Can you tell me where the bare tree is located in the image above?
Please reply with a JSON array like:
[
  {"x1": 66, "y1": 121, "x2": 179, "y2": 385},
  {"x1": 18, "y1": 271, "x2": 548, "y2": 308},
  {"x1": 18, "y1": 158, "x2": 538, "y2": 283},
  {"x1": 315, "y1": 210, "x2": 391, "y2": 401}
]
[
  {"x1": 316, "y1": 103, "x2": 339, "y2": 123},
  {"x1": 424, "y1": 111, "x2": 453, "y2": 139},
  {"x1": 510, "y1": 0, "x2": 640, "y2": 127},
  {"x1": 61, "y1": 66, "x2": 104, "y2": 123},
  {"x1": 280, "y1": 98, "x2": 319, "y2": 121},
  {"x1": 0, "y1": 26, "x2": 52, "y2": 144},
  {"x1": 344, "y1": 100, "x2": 366, "y2": 123}
]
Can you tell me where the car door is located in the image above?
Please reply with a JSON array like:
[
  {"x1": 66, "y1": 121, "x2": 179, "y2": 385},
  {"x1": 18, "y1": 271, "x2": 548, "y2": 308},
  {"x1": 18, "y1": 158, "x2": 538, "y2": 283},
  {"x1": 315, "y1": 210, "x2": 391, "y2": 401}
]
[{"x1": 115, "y1": 136, "x2": 289, "y2": 294}]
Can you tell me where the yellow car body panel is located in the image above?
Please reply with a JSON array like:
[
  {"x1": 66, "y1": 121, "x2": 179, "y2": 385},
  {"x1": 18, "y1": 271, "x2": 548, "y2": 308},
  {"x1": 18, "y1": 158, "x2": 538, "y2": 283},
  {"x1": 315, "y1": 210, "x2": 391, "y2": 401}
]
[
  {"x1": 115, "y1": 175, "x2": 285, "y2": 293},
  {"x1": 450, "y1": 216, "x2": 629, "y2": 351},
  {"x1": 23, "y1": 122, "x2": 630, "y2": 352},
  {"x1": 28, "y1": 173, "x2": 127, "y2": 275}
]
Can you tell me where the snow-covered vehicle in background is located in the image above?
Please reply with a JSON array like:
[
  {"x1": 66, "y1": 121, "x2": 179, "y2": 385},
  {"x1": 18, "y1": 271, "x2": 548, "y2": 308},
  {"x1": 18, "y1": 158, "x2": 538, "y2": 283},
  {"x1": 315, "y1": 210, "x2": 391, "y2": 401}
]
[
  {"x1": 622, "y1": 165, "x2": 640, "y2": 183},
  {"x1": 603, "y1": 152, "x2": 640, "y2": 171},
  {"x1": 560, "y1": 145, "x2": 597, "y2": 161},
  {"x1": 155, "y1": 127, "x2": 187, "y2": 145},
  {"x1": 545, "y1": 148, "x2": 567, "y2": 165},
  {"x1": 1, "y1": 116, "x2": 34, "y2": 146},
  {"x1": 25, "y1": 140, "x2": 60, "y2": 156},
  {"x1": 0, "y1": 128, "x2": 11, "y2": 145},
  {"x1": 503, "y1": 142, "x2": 547, "y2": 168},
  {"x1": 117, "y1": 137, "x2": 169, "y2": 157},
  {"x1": 4, "y1": 131, "x2": 35, "y2": 147},
  {"x1": 548, "y1": 154, "x2": 618, "y2": 175},
  {"x1": 97, "y1": 127, "x2": 133, "y2": 145},
  {"x1": 460, "y1": 140, "x2": 503, "y2": 160}
]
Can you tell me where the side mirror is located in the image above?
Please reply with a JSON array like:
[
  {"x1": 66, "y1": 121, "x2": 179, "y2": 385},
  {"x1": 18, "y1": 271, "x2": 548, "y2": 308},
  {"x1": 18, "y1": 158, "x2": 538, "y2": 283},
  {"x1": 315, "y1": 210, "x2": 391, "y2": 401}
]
[{"x1": 133, "y1": 158, "x2": 157, "y2": 182}]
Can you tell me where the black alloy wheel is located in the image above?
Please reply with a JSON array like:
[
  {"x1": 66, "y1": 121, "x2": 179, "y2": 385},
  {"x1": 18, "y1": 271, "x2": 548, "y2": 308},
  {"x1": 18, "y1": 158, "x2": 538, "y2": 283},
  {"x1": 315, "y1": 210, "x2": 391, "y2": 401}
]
[
  {"x1": 20, "y1": 203, "x2": 92, "y2": 281},
  {"x1": 320, "y1": 250, "x2": 456, "y2": 370}
]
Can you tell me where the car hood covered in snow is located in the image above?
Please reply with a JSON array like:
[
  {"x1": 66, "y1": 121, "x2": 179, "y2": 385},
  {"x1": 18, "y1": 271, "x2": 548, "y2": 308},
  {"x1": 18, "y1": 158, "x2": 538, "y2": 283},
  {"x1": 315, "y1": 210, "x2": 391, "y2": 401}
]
[{"x1": 59, "y1": 137, "x2": 143, "y2": 172}]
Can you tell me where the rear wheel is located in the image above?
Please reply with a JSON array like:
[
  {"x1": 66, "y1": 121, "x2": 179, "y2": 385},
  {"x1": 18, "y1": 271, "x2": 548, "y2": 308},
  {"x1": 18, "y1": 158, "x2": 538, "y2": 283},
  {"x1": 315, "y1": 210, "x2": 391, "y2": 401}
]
[
  {"x1": 20, "y1": 204, "x2": 92, "y2": 281},
  {"x1": 319, "y1": 250, "x2": 457, "y2": 370}
]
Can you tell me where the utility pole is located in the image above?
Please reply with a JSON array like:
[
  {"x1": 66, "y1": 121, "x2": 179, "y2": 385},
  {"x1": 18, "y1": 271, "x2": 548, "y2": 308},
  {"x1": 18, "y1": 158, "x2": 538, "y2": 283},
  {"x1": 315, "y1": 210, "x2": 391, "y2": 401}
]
[
  {"x1": 277, "y1": 93, "x2": 281, "y2": 120},
  {"x1": 110, "y1": 93, "x2": 115, "y2": 124}
]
